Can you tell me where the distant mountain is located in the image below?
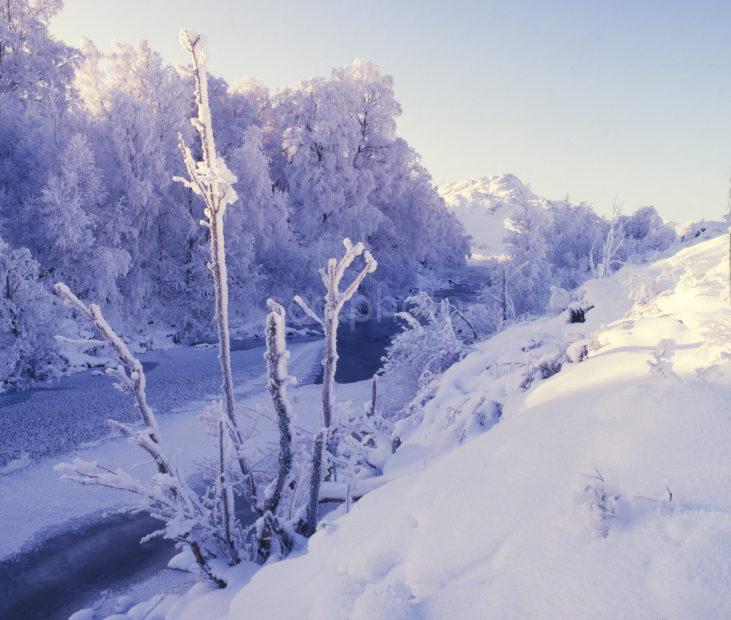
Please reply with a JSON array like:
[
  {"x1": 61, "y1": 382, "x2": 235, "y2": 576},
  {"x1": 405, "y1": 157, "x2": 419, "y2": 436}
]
[{"x1": 438, "y1": 174, "x2": 558, "y2": 260}]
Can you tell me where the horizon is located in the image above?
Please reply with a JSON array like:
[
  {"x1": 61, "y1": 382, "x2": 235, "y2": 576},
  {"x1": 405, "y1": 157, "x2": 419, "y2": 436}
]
[{"x1": 50, "y1": 0, "x2": 731, "y2": 223}]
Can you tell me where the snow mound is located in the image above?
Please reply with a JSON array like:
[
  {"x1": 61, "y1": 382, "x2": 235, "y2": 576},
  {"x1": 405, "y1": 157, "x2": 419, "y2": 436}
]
[
  {"x1": 439, "y1": 174, "x2": 557, "y2": 260},
  {"x1": 166, "y1": 235, "x2": 731, "y2": 620},
  {"x1": 676, "y1": 219, "x2": 728, "y2": 243}
]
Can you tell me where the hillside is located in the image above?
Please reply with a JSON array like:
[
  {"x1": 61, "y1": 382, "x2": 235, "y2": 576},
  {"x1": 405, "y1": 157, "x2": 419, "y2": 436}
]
[
  {"x1": 151, "y1": 234, "x2": 731, "y2": 619},
  {"x1": 439, "y1": 174, "x2": 558, "y2": 260}
]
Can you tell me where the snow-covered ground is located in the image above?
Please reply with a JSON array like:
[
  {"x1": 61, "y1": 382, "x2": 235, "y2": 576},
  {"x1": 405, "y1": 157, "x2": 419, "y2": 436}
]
[{"x1": 133, "y1": 234, "x2": 731, "y2": 619}]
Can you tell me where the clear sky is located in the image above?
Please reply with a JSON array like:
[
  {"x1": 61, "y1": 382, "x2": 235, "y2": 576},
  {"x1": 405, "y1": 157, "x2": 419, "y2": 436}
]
[{"x1": 50, "y1": 0, "x2": 730, "y2": 222}]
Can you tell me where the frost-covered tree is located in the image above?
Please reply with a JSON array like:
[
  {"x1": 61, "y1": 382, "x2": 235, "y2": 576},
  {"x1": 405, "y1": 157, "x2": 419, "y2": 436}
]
[
  {"x1": 0, "y1": 238, "x2": 60, "y2": 389},
  {"x1": 174, "y1": 29, "x2": 256, "y2": 504},
  {"x1": 294, "y1": 239, "x2": 377, "y2": 535},
  {"x1": 547, "y1": 201, "x2": 605, "y2": 289},
  {"x1": 0, "y1": 0, "x2": 76, "y2": 103},
  {"x1": 270, "y1": 59, "x2": 467, "y2": 293},
  {"x1": 33, "y1": 133, "x2": 131, "y2": 307},
  {"x1": 0, "y1": 0, "x2": 77, "y2": 245},
  {"x1": 619, "y1": 206, "x2": 676, "y2": 262},
  {"x1": 503, "y1": 205, "x2": 552, "y2": 314},
  {"x1": 75, "y1": 37, "x2": 195, "y2": 327},
  {"x1": 590, "y1": 204, "x2": 624, "y2": 279},
  {"x1": 478, "y1": 258, "x2": 528, "y2": 327}
]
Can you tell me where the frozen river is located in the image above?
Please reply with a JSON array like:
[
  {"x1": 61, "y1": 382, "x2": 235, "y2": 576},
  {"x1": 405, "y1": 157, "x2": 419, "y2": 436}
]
[
  {"x1": 0, "y1": 267, "x2": 487, "y2": 619},
  {"x1": 0, "y1": 317, "x2": 403, "y2": 619}
]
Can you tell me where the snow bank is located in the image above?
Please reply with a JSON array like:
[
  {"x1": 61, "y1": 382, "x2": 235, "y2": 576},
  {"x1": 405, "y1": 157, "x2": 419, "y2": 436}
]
[{"x1": 173, "y1": 235, "x2": 730, "y2": 619}]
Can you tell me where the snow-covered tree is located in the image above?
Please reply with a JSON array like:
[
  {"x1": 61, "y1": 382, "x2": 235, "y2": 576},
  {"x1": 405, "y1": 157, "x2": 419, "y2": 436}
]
[
  {"x1": 619, "y1": 206, "x2": 676, "y2": 262},
  {"x1": 174, "y1": 29, "x2": 256, "y2": 504},
  {"x1": 294, "y1": 238, "x2": 377, "y2": 535},
  {"x1": 270, "y1": 59, "x2": 467, "y2": 293},
  {"x1": 547, "y1": 200, "x2": 605, "y2": 289},
  {"x1": 0, "y1": 237, "x2": 60, "y2": 389},
  {"x1": 503, "y1": 205, "x2": 552, "y2": 314},
  {"x1": 590, "y1": 204, "x2": 624, "y2": 279}
]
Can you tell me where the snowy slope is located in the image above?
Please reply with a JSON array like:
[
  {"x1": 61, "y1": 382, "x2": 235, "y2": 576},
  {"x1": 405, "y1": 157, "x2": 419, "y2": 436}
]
[
  {"x1": 156, "y1": 234, "x2": 731, "y2": 620},
  {"x1": 438, "y1": 174, "x2": 554, "y2": 260}
]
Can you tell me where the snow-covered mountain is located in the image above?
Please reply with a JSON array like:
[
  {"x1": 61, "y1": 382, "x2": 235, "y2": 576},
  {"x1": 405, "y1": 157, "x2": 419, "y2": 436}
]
[
  {"x1": 439, "y1": 174, "x2": 559, "y2": 260},
  {"x1": 156, "y1": 234, "x2": 731, "y2": 619}
]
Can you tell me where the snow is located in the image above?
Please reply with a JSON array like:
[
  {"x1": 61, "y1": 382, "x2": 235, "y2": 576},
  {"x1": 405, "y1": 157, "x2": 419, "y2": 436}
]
[
  {"x1": 165, "y1": 234, "x2": 730, "y2": 619},
  {"x1": 439, "y1": 174, "x2": 548, "y2": 260}
]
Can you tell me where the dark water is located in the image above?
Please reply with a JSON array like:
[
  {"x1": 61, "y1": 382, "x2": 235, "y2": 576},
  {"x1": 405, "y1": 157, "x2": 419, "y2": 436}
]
[
  {"x1": 316, "y1": 315, "x2": 404, "y2": 384},
  {"x1": 0, "y1": 513, "x2": 175, "y2": 620}
]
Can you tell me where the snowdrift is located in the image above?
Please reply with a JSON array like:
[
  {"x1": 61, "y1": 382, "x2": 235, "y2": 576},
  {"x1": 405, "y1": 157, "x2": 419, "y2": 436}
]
[{"x1": 168, "y1": 235, "x2": 730, "y2": 619}]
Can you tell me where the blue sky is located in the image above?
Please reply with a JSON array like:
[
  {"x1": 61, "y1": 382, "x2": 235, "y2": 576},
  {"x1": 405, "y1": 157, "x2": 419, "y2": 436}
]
[{"x1": 51, "y1": 0, "x2": 730, "y2": 222}]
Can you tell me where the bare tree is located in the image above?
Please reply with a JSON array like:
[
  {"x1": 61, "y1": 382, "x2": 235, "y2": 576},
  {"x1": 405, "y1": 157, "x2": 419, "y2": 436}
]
[
  {"x1": 480, "y1": 259, "x2": 528, "y2": 326},
  {"x1": 173, "y1": 30, "x2": 256, "y2": 504},
  {"x1": 294, "y1": 239, "x2": 377, "y2": 535},
  {"x1": 590, "y1": 203, "x2": 624, "y2": 279}
]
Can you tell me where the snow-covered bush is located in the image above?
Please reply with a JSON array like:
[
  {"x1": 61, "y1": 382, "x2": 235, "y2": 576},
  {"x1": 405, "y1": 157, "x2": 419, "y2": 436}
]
[
  {"x1": 578, "y1": 469, "x2": 622, "y2": 538},
  {"x1": 619, "y1": 206, "x2": 676, "y2": 262},
  {"x1": 0, "y1": 238, "x2": 61, "y2": 390},
  {"x1": 380, "y1": 292, "x2": 467, "y2": 417},
  {"x1": 548, "y1": 285, "x2": 572, "y2": 314},
  {"x1": 339, "y1": 377, "x2": 395, "y2": 477}
]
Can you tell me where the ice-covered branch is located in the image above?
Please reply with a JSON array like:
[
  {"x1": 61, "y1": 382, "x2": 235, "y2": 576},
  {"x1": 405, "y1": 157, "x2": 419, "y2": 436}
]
[
  {"x1": 293, "y1": 295, "x2": 323, "y2": 327},
  {"x1": 55, "y1": 283, "x2": 161, "y2": 441},
  {"x1": 263, "y1": 299, "x2": 295, "y2": 515},
  {"x1": 53, "y1": 282, "x2": 238, "y2": 584}
]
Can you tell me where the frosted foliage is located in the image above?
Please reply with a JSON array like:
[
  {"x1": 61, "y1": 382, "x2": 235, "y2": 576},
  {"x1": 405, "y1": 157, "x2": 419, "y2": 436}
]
[
  {"x1": 0, "y1": 13, "x2": 680, "y2": 394},
  {"x1": 381, "y1": 292, "x2": 466, "y2": 416},
  {"x1": 0, "y1": 238, "x2": 61, "y2": 390},
  {"x1": 620, "y1": 206, "x2": 676, "y2": 262}
]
